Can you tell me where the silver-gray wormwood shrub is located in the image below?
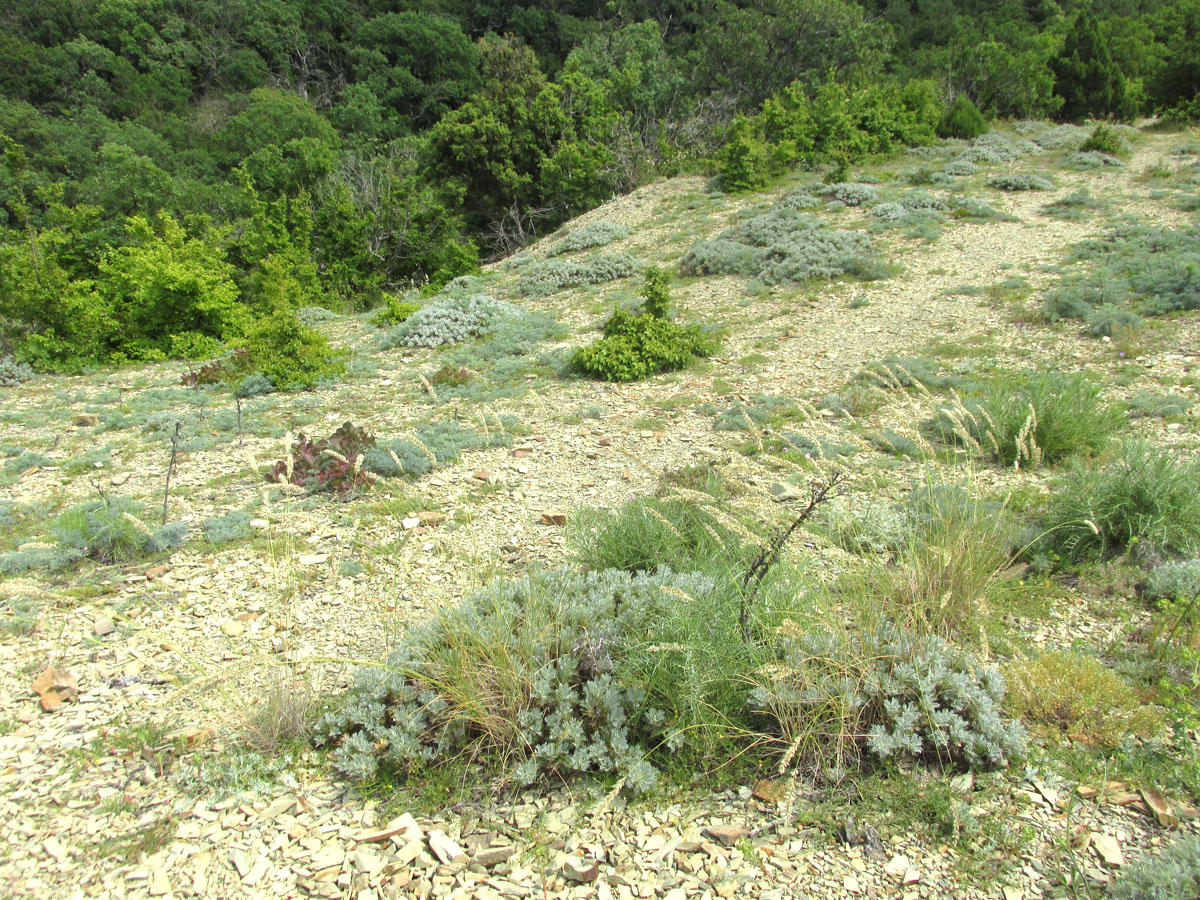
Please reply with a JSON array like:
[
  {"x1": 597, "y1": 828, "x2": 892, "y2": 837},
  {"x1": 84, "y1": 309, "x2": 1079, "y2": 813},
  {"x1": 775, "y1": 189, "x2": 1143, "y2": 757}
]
[
  {"x1": 517, "y1": 253, "x2": 639, "y2": 296},
  {"x1": 548, "y1": 222, "x2": 630, "y2": 255},
  {"x1": 680, "y1": 208, "x2": 885, "y2": 284},
  {"x1": 316, "y1": 567, "x2": 718, "y2": 792},
  {"x1": 757, "y1": 621, "x2": 1027, "y2": 770},
  {"x1": 378, "y1": 294, "x2": 528, "y2": 348},
  {"x1": 988, "y1": 173, "x2": 1056, "y2": 192},
  {"x1": 0, "y1": 355, "x2": 35, "y2": 387},
  {"x1": 1144, "y1": 559, "x2": 1200, "y2": 601},
  {"x1": 1107, "y1": 835, "x2": 1200, "y2": 900}
]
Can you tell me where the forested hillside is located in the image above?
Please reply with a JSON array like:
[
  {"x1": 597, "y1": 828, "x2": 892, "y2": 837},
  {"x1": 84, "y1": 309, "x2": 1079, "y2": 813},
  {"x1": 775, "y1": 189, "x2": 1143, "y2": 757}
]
[{"x1": 0, "y1": 0, "x2": 1196, "y2": 372}]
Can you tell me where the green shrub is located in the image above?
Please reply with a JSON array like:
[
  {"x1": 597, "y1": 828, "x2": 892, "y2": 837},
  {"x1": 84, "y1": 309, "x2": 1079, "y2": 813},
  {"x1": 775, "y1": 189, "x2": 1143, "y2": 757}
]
[
  {"x1": 1040, "y1": 440, "x2": 1200, "y2": 563},
  {"x1": 752, "y1": 620, "x2": 1026, "y2": 774},
  {"x1": 1107, "y1": 835, "x2": 1200, "y2": 900},
  {"x1": 240, "y1": 282, "x2": 344, "y2": 391},
  {"x1": 926, "y1": 371, "x2": 1121, "y2": 468},
  {"x1": 641, "y1": 266, "x2": 671, "y2": 319},
  {"x1": 572, "y1": 308, "x2": 716, "y2": 382},
  {"x1": 1080, "y1": 124, "x2": 1126, "y2": 157},
  {"x1": 370, "y1": 296, "x2": 421, "y2": 327},
  {"x1": 1004, "y1": 651, "x2": 1162, "y2": 745},
  {"x1": 938, "y1": 94, "x2": 988, "y2": 140}
]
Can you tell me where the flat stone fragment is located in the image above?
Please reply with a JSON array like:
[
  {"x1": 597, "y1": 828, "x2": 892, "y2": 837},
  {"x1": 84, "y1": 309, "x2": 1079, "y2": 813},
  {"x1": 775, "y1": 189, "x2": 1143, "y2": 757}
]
[
  {"x1": 560, "y1": 856, "x2": 599, "y2": 883},
  {"x1": 148, "y1": 868, "x2": 170, "y2": 896},
  {"x1": 1093, "y1": 834, "x2": 1125, "y2": 868},
  {"x1": 359, "y1": 813, "x2": 421, "y2": 844},
  {"x1": 311, "y1": 845, "x2": 345, "y2": 871},
  {"x1": 474, "y1": 846, "x2": 515, "y2": 867},
  {"x1": 702, "y1": 825, "x2": 748, "y2": 848},
  {"x1": 541, "y1": 509, "x2": 567, "y2": 526},
  {"x1": 884, "y1": 855, "x2": 910, "y2": 878},
  {"x1": 428, "y1": 830, "x2": 466, "y2": 865}
]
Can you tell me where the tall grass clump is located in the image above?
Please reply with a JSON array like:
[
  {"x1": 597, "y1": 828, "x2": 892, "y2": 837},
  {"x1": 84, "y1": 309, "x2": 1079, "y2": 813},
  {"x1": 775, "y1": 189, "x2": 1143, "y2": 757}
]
[
  {"x1": 871, "y1": 477, "x2": 1016, "y2": 638},
  {"x1": 926, "y1": 371, "x2": 1122, "y2": 468},
  {"x1": 1040, "y1": 440, "x2": 1200, "y2": 563}
]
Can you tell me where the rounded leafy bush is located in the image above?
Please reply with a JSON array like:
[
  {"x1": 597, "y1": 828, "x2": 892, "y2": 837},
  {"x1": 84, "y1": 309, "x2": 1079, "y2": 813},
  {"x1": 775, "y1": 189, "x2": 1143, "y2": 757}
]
[
  {"x1": 938, "y1": 94, "x2": 988, "y2": 140},
  {"x1": 572, "y1": 308, "x2": 715, "y2": 382}
]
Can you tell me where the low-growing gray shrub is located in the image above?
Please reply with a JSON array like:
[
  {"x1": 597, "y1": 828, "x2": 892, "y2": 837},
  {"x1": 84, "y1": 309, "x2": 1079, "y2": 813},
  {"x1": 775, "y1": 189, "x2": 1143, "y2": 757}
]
[
  {"x1": 1066, "y1": 150, "x2": 1126, "y2": 170},
  {"x1": 4, "y1": 451, "x2": 54, "y2": 474},
  {"x1": 378, "y1": 295, "x2": 528, "y2": 349},
  {"x1": 517, "y1": 254, "x2": 639, "y2": 296},
  {"x1": 680, "y1": 208, "x2": 885, "y2": 285},
  {"x1": 960, "y1": 133, "x2": 1037, "y2": 163},
  {"x1": 296, "y1": 306, "x2": 342, "y2": 324},
  {"x1": 235, "y1": 374, "x2": 276, "y2": 398},
  {"x1": 820, "y1": 183, "x2": 880, "y2": 207},
  {"x1": 547, "y1": 222, "x2": 630, "y2": 256},
  {"x1": 48, "y1": 498, "x2": 188, "y2": 565},
  {"x1": 713, "y1": 402, "x2": 772, "y2": 431},
  {"x1": 778, "y1": 188, "x2": 821, "y2": 209},
  {"x1": 1040, "y1": 440, "x2": 1200, "y2": 563},
  {"x1": 942, "y1": 160, "x2": 979, "y2": 177},
  {"x1": 1127, "y1": 391, "x2": 1195, "y2": 420},
  {"x1": 203, "y1": 510, "x2": 254, "y2": 544},
  {"x1": 0, "y1": 355, "x2": 35, "y2": 387},
  {"x1": 1144, "y1": 559, "x2": 1200, "y2": 601},
  {"x1": 988, "y1": 174, "x2": 1056, "y2": 192},
  {"x1": 1041, "y1": 189, "x2": 1105, "y2": 221},
  {"x1": 1107, "y1": 835, "x2": 1200, "y2": 900},
  {"x1": 949, "y1": 197, "x2": 1015, "y2": 222},
  {"x1": 363, "y1": 418, "x2": 514, "y2": 478},
  {"x1": 816, "y1": 497, "x2": 908, "y2": 554},
  {"x1": 1043, "y1": 225, "x2": 1200, "y2": 334},
  {"x1": 753, "y1": 620, "x2": 1026, "y2": 773},
  {"x1": 315, "y1": 566, "x2": 730, "y2": 791}
]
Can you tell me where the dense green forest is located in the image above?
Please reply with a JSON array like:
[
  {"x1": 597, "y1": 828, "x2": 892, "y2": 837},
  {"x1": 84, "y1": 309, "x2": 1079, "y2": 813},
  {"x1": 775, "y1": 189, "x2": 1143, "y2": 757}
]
[{"x1": 0, "y1": 0, "x2": 1196, "y2": 372}]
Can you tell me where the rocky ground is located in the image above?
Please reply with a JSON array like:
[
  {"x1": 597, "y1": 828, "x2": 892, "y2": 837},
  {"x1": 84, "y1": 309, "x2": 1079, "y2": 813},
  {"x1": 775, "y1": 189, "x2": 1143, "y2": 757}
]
[{"x1": 1, "y1": 125, "x2": 1198, "y2": 899}]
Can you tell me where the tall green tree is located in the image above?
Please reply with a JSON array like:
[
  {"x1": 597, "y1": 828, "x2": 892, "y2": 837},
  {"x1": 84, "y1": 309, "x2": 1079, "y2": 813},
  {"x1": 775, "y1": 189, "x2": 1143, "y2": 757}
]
[{"x1": 1052, "y1": 8, "x2": 1131, "y2": 120}]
